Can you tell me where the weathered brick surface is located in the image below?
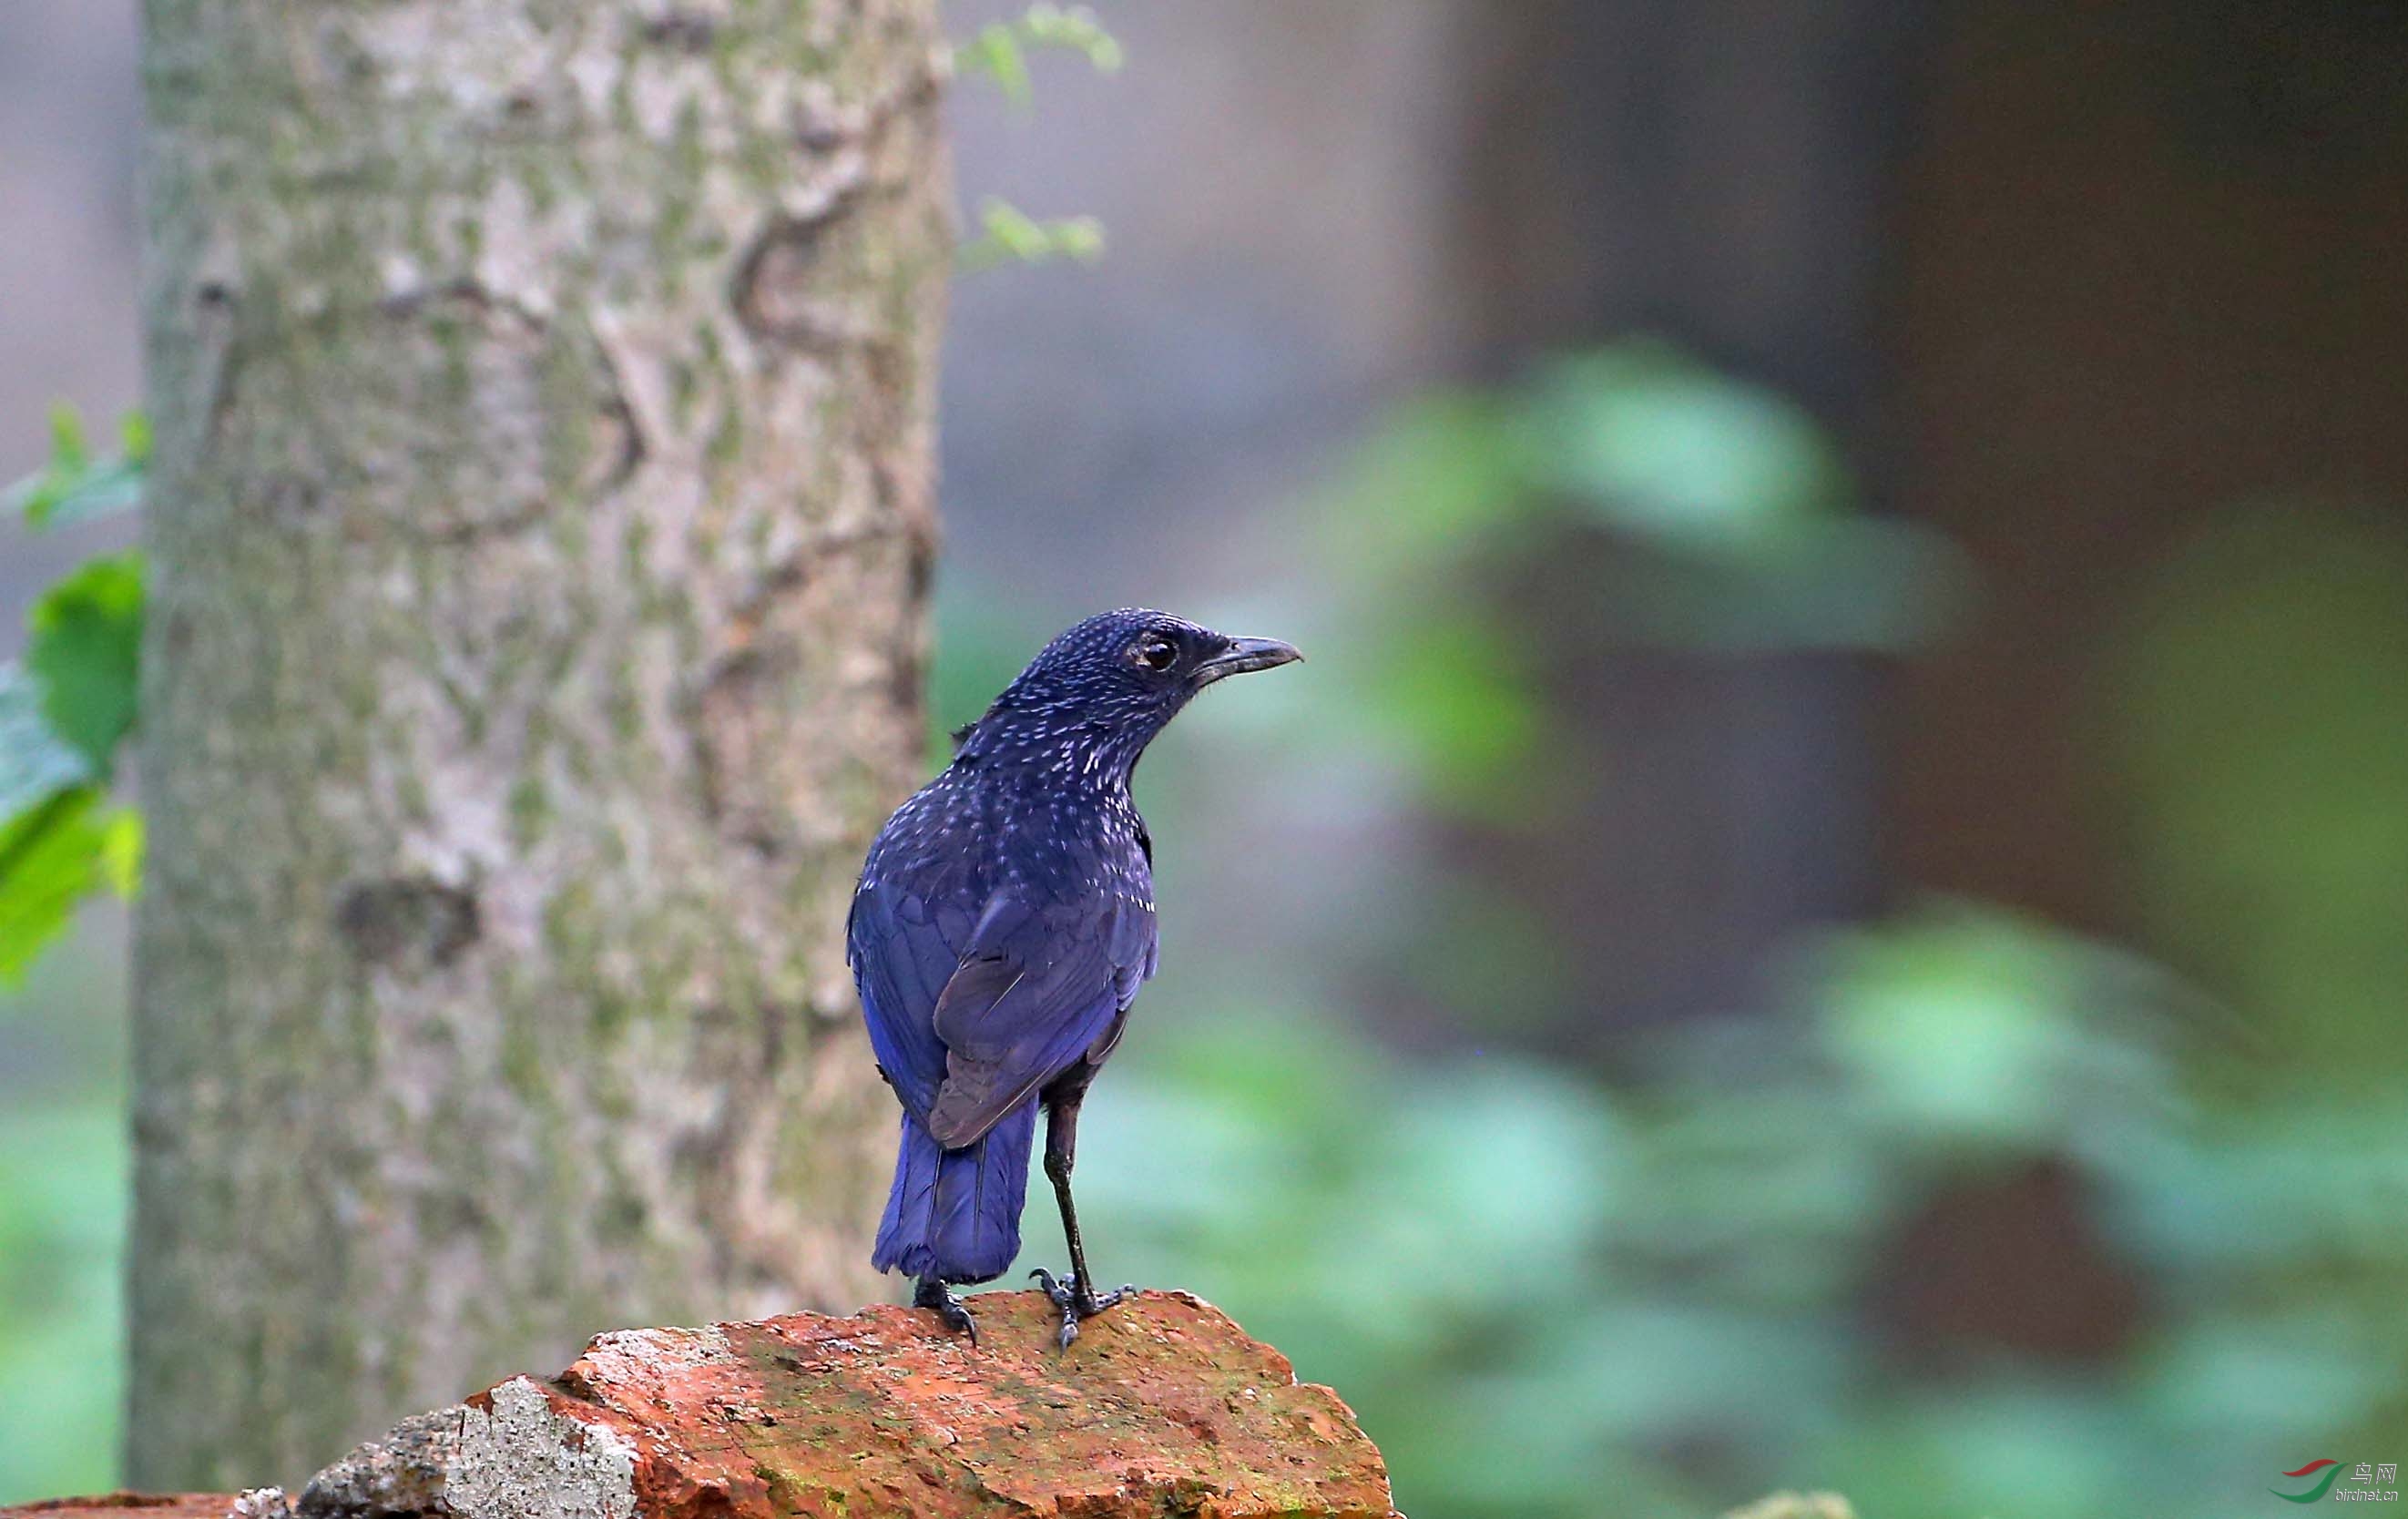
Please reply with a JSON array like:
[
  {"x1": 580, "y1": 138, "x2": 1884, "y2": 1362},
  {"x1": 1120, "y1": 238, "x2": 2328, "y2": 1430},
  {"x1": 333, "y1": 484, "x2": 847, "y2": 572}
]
[
  {"x1": 534, "y1": 1290, "x2": 1390, "y2": 1519},
  {"x1": 15, "y1": 1290, "x2": 1392, "y2": 1519}
]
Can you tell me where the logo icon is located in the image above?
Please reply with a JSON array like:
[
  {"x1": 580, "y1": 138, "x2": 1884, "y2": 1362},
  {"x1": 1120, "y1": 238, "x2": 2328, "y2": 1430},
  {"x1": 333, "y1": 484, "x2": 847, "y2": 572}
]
[
  {"x1": 2273, "y1": 1461, "x2": 2400, "y2": 1504},
  {"x1": 2273, "y1": 1462, "x2": 2346, "y2": 1504}
]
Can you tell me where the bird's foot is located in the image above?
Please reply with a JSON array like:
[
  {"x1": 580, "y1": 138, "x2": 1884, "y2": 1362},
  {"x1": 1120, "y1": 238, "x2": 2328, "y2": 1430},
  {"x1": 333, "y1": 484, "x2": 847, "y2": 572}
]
[
  {"x1": 1029, "y1": 1267, "x2": 1135, "y2": 1350},
  {"x1": 913, "y1": 1277, "x2": 979, "y2": 1348}
]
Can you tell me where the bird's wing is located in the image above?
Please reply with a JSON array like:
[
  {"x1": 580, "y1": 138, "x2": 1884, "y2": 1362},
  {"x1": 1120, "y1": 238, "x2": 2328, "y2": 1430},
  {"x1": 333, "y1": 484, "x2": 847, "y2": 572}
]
[
  {"x1": 923, "y1": 888, "x2": 1156, "y2": 1148},
  {"x1": 847, "y1": 880, "x2": 977, "y2": 1121}
]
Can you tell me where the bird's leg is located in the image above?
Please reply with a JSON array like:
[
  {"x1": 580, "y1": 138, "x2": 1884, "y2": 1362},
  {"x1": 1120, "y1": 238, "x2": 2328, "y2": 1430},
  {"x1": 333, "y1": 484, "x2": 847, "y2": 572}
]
[
  {"x1": 1028, "y1": 1091, "x2": 1133, "y2": 1349},
  {"x1": 913, "y1": 1274, "x2": 979, "y2": 1347}
]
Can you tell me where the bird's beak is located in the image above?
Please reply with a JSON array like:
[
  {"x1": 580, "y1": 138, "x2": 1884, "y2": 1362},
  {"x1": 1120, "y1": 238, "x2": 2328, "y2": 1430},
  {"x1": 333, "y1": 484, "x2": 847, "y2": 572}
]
[{"x1": 1191, "y1": 635, "x2": 1304, "y2": 688}]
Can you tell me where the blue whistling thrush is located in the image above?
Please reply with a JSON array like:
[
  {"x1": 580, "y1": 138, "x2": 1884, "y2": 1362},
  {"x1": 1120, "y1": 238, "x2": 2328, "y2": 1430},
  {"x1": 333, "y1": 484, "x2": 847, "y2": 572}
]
[{"x1": 848, "y1": 609, "x2": 1302, "y2": 1347}]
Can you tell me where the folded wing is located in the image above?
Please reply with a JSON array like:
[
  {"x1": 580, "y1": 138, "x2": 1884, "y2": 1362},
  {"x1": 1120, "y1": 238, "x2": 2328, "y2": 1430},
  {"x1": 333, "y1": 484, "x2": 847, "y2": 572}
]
[
  {"x1": 848, "y1": 882, "x2": 974, "y2": 1120},
  {"x1": 923, "y1": 890, "x2": 1156, "y2": 1147}
]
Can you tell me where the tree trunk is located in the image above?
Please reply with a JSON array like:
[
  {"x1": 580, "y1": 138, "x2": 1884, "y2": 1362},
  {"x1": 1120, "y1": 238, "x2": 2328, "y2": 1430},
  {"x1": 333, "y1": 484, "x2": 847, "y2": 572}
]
[{"x1": 129, "y1": 0, "x2": 948, "y2": 1487}]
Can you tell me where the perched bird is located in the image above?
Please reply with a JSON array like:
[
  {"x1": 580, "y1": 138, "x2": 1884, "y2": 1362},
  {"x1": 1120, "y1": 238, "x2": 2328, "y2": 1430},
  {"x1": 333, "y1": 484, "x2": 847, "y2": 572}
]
[{"x1": 848, "y1": 609, "x2": 1302, "y2": 1347}]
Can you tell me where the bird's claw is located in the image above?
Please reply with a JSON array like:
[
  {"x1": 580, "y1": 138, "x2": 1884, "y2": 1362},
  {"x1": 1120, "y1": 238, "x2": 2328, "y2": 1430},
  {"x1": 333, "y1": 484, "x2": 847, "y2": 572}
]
[
  {"x1": 913, "y1": 1279, "x2": 979, "y2": 1348},
  {"x1": 1028, "y1": 1268, "x2": 1135, "y2": 1349}
]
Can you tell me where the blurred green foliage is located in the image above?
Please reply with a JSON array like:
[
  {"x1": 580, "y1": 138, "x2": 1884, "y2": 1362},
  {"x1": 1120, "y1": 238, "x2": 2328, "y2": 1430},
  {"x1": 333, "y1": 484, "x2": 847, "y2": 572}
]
[
  {"x1": 1317, "y1": 344, "x2": 1962, "y2": 656},
  {"x1": 0, "y1": 1094, "x2": 125, "y2": 1502},
  {"x1": 1, "y1": 404, "x2": 144, "y2": 1496},
  {"x1": 6, "y1": 347, "x2": 2406, "y2": 1515},
  {"x1": 1029, "y1": 906, "x2": 2408, "y2": 1519},
  {"x1": 956, "y1": 199, "x2": 1107, "y2": 275},
  {"x1": 954, "y1": 2, "x2": 1123, "y2": 109},
  {"x1": 1, "y1": 404, "x2": 147, "y2": 529},
  {"x1": 997, "y1": 349, "x2": 2403, "y2": 1517},
  {"x1": 25, "y1": 552, "x2": 143, "y2": 775},
  {"x1": 952, "y1": 5, "x2": 1117, "y2": 274},
  {"x1": 2102, "y1": 502, "x2": 2408, "y2": 1086},
  {"x1": 1298, "y1": 344, "x2": 1963, "y2": 828},
  {"x1": 0, "y1": 788, "x2": 139, "y2": 986},
  {"x1": 1, "y1": 409, "x2": 146, "y2": 987}
]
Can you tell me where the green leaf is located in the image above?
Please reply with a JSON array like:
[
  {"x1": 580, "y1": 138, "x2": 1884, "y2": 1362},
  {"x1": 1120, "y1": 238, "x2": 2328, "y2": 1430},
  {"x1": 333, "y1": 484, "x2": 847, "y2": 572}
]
[
  {"x1": 1528, "y1": 344, "x2": 1855, "y2": 558},
  {"x1": 1011, "y1": 4, "x2": 1122, "y2": 74},
  {"x1": 0, "y1": 785, "x2": 114, "y2": 985},
  {"x1": 955, "y1": 25, "x2": 1032, "y2": 107},
  {"x1": 26, "y1": 551, "x2": 145, "y2": 774},
  {"x1": 0, "y1": 545, "x2": 153, "y2": 984},
  {"x1": 119, "y1": 409, "x2": 152, "y2": 465},
  {"x1": 0, "y1": 665, "x2": 97, "y2": 825},
  {"x1": 957, "y1": 199, "x2": 1107, "y2": 273},
  {"x1": 4, "y1": 404, "x2": 148, "y2": 528},
  {"x1": 954, "y1": 5, "x2": 1121, "y2": 107},
  {"x1": 97, "y1": 809, "x2": 142, "y2": 899}
]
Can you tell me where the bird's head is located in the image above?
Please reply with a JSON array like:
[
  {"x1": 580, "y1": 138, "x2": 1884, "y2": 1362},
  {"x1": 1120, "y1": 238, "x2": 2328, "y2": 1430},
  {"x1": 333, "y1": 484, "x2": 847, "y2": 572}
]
[{"x1": 955, "y1": 608, "x2": 1302, "y2": 781}]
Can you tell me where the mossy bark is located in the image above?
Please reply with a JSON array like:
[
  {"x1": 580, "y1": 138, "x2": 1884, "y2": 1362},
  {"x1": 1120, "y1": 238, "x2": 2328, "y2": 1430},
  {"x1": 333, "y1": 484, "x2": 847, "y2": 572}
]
[{"x1": 128, "y1": 0, "x2": 949, "y2": 1486}]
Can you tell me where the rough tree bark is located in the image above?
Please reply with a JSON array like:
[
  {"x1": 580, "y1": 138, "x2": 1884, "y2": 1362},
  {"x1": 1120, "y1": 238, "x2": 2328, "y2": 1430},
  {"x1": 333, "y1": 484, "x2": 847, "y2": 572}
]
[{"x1": 129, "y1": 0, "x2": 948, "y2": 1487}]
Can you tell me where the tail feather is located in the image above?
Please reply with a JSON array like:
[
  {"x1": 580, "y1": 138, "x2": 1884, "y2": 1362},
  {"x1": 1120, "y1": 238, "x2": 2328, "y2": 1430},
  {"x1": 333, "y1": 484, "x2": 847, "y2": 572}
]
[{"x1": 872, "y1": 1099, "x2": 1038, "y2": 1284}]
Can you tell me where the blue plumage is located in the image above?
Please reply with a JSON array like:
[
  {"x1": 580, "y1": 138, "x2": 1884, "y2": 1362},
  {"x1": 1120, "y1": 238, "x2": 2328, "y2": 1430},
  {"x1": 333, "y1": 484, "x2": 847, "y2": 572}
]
[
  {"x1": 846, "y1": 609, "x2": 1301, "y2": 1345},
  {"x1": 872, "y1": 1104, "x2": 1036, "y2": 1283}
]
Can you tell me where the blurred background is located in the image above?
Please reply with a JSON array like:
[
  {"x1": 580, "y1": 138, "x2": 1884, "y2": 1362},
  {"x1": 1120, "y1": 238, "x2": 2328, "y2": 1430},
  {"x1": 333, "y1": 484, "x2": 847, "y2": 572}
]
[{"x1": 6, "y1": 1, "x2": 2408, "y2": 1514}]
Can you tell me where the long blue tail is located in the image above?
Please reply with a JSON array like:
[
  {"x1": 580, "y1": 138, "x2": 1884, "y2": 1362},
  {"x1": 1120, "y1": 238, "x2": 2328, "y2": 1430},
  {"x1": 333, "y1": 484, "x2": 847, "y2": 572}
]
[{"x1": 872, "y1": 1099, "x2": 1038, "y2": 1285}]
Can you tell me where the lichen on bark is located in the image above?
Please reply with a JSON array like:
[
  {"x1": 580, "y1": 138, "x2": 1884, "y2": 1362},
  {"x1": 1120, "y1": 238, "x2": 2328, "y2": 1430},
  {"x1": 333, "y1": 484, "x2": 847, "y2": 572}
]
[{"x1": 129, "y1": 0, "x2": 950, "y2": 1487}]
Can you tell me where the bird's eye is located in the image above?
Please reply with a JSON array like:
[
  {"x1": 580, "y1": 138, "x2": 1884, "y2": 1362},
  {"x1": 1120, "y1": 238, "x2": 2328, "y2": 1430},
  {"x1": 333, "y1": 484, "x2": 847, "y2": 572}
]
[{"x1": 1131, "y1": 635, "x2": 1178, "y2": 673}]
